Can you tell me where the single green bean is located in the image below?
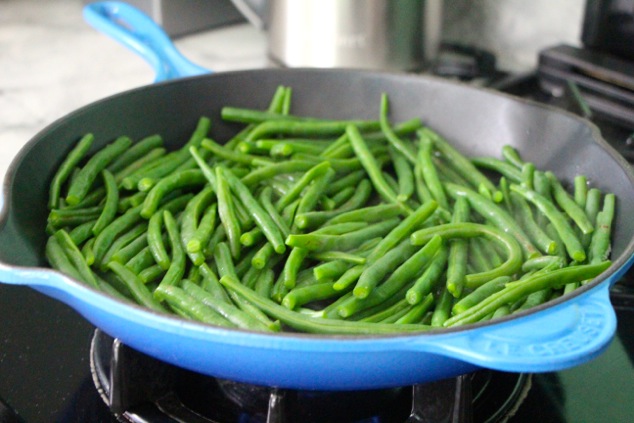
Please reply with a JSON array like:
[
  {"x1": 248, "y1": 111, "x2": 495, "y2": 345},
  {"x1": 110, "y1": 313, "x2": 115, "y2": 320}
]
[
  {"x1": 418, "y1": 136, "x2": 449, "y2": 210},
  {"x1": 446, "y1": 197, "x2": 470, "y2": 298},
  {"x1": 220, "y1": 166, "x2": 286, "y2": 254},
  {"x1": 546, "y1": 171, "x2": 594, "y2": 235},
  {"x1": 286, "y1": 217, "x2": 400, "y2": 252},
  {"x1": 92, "y1": 170, "x2": 119, "y2": 236},
  {"x1": 452, "y1": 276, "x2": 511, "y2": 315},
  {"x1": 49, "y1": 133, "x2": 94, "y2": 209},
  {"x1": 347, "y1": 124, "x2": 400, "y2": 206},
  {"x1": 107, "y1": 261, "x2": 166, "y2": 312},
  {"x1": 588, "y1": 193, "x2": 615, "y2": 264},
  {"x1": 215, "y1": 166, "x2": 242, "y2": 259},
  {"x1": 154, "y1": 210, "x2": 186, "y2": 293},
  {"x1": 66, "y1": 136, "x2": 132, "y2": 205},
  {"x1": 431, "y1": 287, "x2": 454, "y2": 327},
  {"x1": 379, "y1": 93, "x2": 417, "y2": 163},
  {"x1": 140, "y1": 169, "x2": 206, "y2": 218},
  {"x1": 510, "y1": 184, "x2": 586, "y2": 262},
  {"x1": 406, "y1": 243, "x2": 448, "y2": 304}
]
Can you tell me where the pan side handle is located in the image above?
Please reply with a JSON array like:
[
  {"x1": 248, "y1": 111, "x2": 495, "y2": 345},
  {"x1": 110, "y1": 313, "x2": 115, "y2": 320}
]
[
  {"x1": 83, "y1": 1, "x2": 210, "y2": 82},
  {"x1": 411, "y1": 284, "x2": 617, "y2": 373}
]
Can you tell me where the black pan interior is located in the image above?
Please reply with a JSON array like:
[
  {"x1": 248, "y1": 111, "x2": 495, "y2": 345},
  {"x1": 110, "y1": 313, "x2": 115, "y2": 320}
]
[{"x1": 2, "y1": 68, "x2": 633, "y2": 284}]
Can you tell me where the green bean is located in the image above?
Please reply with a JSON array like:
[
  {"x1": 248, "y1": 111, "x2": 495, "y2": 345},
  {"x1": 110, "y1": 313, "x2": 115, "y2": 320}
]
[
  {"x1": 588, "y1": 193, "x2": 615, "y2": 264},
  {"x1": 53, "y1": 229, "x2": 99, "y2": 288},
  {"x1": 510, "y1": 184, "x2": 586, "y2": 262},
  {"x1": 516, "y1": 288, "x2": 552, "y2": 312},
  {"x1": 418, "y1": 136, "x2": 449, "y2": 210},
  {"x1": 214, "y1": 166, "x2": 242, "y2": 259},
  {"x1": 444, "y1": 261, "x2": 610, "y2": 327},
  {"x1": 360, "y1": 298, "x2": 411, "y2": 323},
  {"x1": 574, "y1": 175, "x2": 588, "y2": 209},
  {"x1": 81, "y1": 237, "x2": 96, "y2": 266},
  {"x1": 255, "y1": 268, "x2": 276, "y2": 298},
  {"x1": 347, "y1": 124, "x2": 400, "y2": 205},
  {"x1": 406, "y1": 243, "x2": 448, "y2": 304},
  {"x1": 156, "y1": 285, "x2": 236, "y2": 327},
  {"x1": 66, "y1": 136, "x2": 132, "y2": 205},
  {"x1": 583, "y1": 188, "x2": 602, "y2": 247},
  {"x1": 471, "y1": 156, "x2": 523, "y2": 184},
  {"x1": 282, "y1": 247, "x2": 308, "y2": 289},
  {"x1": 154, "y1": 211, "x2": 187, "y2": 296},
  {"x1": 521, "y1": 255, "x2": 565, "y2": 272},
  {"x1": 147, "y1": 210, "x2": 170, "y2": 269},
  {"x1": 202, "y1": 138, "x2": 272, "y2": 166},
  {"x1": 411, "y1": 222, "x2": 523, "y2": 288},
  {"x1": 379, "y1": 93, "x2": 417, "y2": 163},
  {"x1": 138, "y1": 263, "x2": 165, "y2": 284},
  {"x1": 395, "y1": 294, "x2": 434, "y2": 324},
  {"x1": 444, "y1": 182, "x2": 538, "y2": 259},
  {"x1": 546, "y1": 171, "x2": 594, "y2": 235},
  {"x1": 187, "y1": 204, "x2": 217, "y2": 262},
  {"x1": 114, "y1": 147, "x2": 167, "y2": 184},
  {"x1": 240, "y1": 160, "x2": 316, "y2": 187},
  {"x1": 246, "y1": 118, "x2": 382, "y2": 142},
  {"x1": 46, "y1": 236, "x2": 84, "y2": 281},
  {"x1": 282, "y1": 282, "x2": 340, "y2": 310},
  {"x1": 48, "y1": 207, "x2": 103, "y2": 229},
  {"x1": 431, "y1": 287, "x2": 454, "y2": 327},
  {"x1": 365, "y1": 200, "x2": 438, "y2": 264},
  {"x1": 91, "y1": 170, "x2": 119, "y2": 236},
  {"x1": 275, "y1": 161, "x2": 332, "y2": 210},
  {"x1": 446, "y1": 197, "x2": 470, "y2": 298},
  {"x1": 452, "y1": 276, "x2": 511, "y2": 315},
  {"x1": 140, "y1": 169, "x2": 206, "y2": 218},
  {"x1": 124, "y1": 245, "x2": 155, "y2": 274},
  {"x1": 312, "y1": 222, "x2": 368, "y2": 235},
  {"x1": 311, "y1": 251, "x2": 366, "y2": 265},
  {"x1": 49, "y1": 133, "x2": 94, "y2": 209},
  {"x1": 391, "y1": 147, "x2": 415, "y2": 202},
  {"x1": 501, "y1": 145, "x2": 525, "y2": 168},
  {"x1": 179, "y1": 186, "x2": 215, "y2": 248},
  {"x1": 521, "y1": 163, "x2": 536, "y2": 190},
  {"x1": 107, "y1": 261, "x2": 166, "y2": 312},
  {"x1": 259, "y1": 186, "x2": 292, "y2": 237},
  {"x1": 220, "y1": 275, "x2": 430, "y2": 334},
  {"x1": 286, "y1": 217, "x2": 400, "y2": 252},
  {"x1": 295, "y1": 167, "x2": 336, "y2": 217}
]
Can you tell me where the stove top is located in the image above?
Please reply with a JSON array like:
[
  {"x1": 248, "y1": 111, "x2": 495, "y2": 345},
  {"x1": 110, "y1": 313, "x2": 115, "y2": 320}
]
[{"x1": 2, "y1": 45, "x2": 634, "y2": 422}]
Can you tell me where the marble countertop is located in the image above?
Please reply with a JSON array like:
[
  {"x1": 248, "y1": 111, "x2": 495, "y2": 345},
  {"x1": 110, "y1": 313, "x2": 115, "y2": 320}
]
[{"x1": 0, "y1": 0, "x2": 267, "y2": 181}]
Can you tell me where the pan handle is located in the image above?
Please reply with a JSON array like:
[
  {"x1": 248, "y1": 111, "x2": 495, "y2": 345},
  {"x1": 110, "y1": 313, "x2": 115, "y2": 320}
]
[
  {"x1": 414, "y1": 283, "x2": 617, "y2": 373},
  {"x1": 82, "y1": 1, "x2": 210, "y2": 82}
]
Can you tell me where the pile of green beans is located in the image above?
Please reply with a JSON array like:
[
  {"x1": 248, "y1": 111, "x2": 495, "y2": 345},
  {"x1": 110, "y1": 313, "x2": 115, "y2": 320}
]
[{"x1": 44, "y1": 86, "x2": 615, "y2": 334}]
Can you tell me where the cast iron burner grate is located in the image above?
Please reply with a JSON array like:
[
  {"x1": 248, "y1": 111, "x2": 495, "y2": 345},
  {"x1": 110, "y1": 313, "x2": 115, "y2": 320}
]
[{"x1": 89, "y1": 330, "x2": 531, "y2": 423}]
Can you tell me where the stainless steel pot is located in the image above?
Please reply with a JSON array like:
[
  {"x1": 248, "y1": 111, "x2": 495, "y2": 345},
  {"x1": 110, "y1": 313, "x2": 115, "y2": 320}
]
[{"x1": 231, "y1": 0, "x2": 443, "y2": 70}]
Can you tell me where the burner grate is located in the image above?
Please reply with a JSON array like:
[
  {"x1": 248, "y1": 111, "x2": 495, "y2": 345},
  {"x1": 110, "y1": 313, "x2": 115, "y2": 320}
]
[{"x1": 90, "y1": 330, "x2": 530, "y2": 423}]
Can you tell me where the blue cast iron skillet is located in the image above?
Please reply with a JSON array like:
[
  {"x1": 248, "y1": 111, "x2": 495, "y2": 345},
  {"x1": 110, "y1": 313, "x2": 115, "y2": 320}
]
[{"x1": 1, "y1": 2, "x2": 634, "y2": 390}]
